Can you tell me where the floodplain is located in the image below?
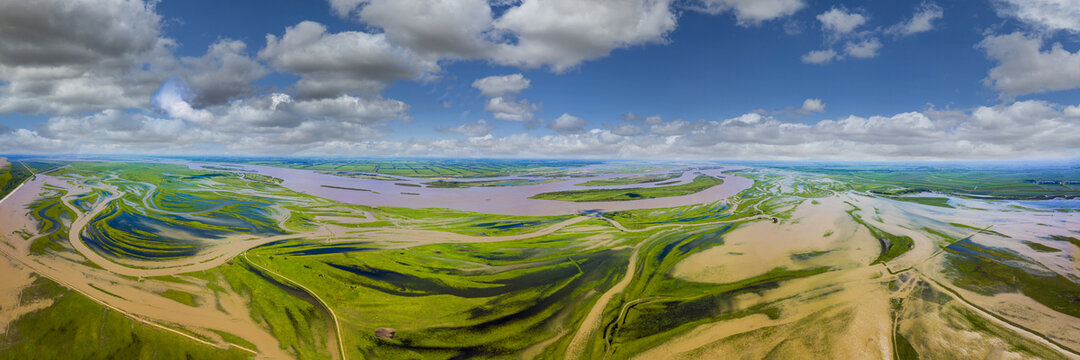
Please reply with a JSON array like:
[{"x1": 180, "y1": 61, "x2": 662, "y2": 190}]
[{"x1": 0, "y1": 157, "x2": 1077, "y2": 359}]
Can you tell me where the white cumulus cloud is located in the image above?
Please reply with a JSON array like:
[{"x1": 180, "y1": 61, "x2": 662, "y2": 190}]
[
  {"x1": 438, "y1": 119, "x2": 496, "y2": 137},
  {"x1": 548, "y1": 113, "x2": 587, "y2": 134},
  {"x1": 472, "y1": 74, "x2": 530, "y2": 97},
  {"x1": 888, "y1": 3, "x2": 944, "y2": 36},
  {"x1": 152, "y1": 78, "x2": 213, "y2": 124},
  {"x1": 491, "y1": 0, "x2": 677, "y2": 72},
  {"x1": 801, "y1": 49, "x2": 839, "y2": 64},
  {"x1": 258, "y1": 21, "x2": 439, "y2": 99},
  {"x1": 180, "y1": 40, "x2": 268, "y2": 106},
  {"x1": 351, "y1": 0, "x2": 495, "y2": 59},
  {"x1": 608, "y1": 123, "x2": 644, "y2": 136},
  {"x1": 845, "y1": 38, "x2": 882, "y2": 58},
  {"x1": 690, "y1": 0, "x2": 805, "y2": 26},
  {"x1": 798, "y1": 98, "x2": 826, "y2": 114},
  {"x1": 994, "y1": 0, "x2": 1080, "y2": 33},
  {"x1": 328, "y1": 0, "x2": 677, "y2": 73},
  {"x1": 0, "y1": 0, "x2": 172, "y2": 114},
  {"x1": 979, "y1": 32, "x2": 1080, "y2": 96},
  {"x1": 817, "y1": 8, "x2": 867, "y2": 34},
  {"x1": 485, "y1": 97, "x2": 539, "y2": 123}
]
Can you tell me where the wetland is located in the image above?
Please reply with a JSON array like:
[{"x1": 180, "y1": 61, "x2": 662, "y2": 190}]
[{"x1": 0, "y1": 157, "x2": 1077, "y2": 359}]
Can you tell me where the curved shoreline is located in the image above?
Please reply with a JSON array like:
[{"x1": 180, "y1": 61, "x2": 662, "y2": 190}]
[{"x1": 191, "y1": 162, "x2": 754, "y2": 216}]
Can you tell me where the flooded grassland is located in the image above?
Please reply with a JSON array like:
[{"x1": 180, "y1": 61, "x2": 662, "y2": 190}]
[{"x1": 0, "y1": 159, "x2": 1077, "y2": 359}]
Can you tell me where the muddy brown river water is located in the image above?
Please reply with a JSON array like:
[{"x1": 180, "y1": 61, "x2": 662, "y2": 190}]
[{"x1": 175, "y1": 161, "x2": 754, "y2": 216}]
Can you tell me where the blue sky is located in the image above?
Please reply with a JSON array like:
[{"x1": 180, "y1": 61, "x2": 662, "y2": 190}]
[{"x1": 0, "y1": 0, "x2": 1078, "y2": 160}]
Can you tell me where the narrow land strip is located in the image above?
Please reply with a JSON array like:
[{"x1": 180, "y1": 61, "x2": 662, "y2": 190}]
[{"x1": 244, "y1": 252, "x2": 346, "y2": 360}]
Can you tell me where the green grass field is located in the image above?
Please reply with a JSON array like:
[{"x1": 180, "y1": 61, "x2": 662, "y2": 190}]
[
  {"x1": 844, "y1": 205, "x2": 914, "y2": 265},
  {"x1": 243, "y1": 225, "x2": 647, "y2": 358},
  {"x1": 241, "y1": 172, "x2": 283, "y2": 184},
  {"x1": 4, "y1": 158, "x2": 1078, "y2": 359},
  {"x1": 27, "y1": 185, "x2": 75, "y2": 255},
  {"x1": 602, "y1": 202, "x2": 731, "y2": 229},
  {"x1": 575, "y1": 173, "x2": 680, "y2": 186},
  {"x1": 943, "y1": 239, "x2": 1080, "y2": 318},
  {"x1": 530, "y1": 175, "x2": 723, "y2": 202},
  {"x1": 422, "y1": 178, "x2": 558, "y2": 188},
  {"x1": 0, "y1": 277, "x2": 249, "y2": 360},
  {"x1": 764, "y1": 164, "x2": 1080, "y2": 200},
  {"x1": 887, "y1": 196, "x2": 953, "y2": 208},
  {"x1": 0, "y1": 159, "x2": 64, "y2": 200},
  {"x1": 171, "y1": 258, "x2": 337, "y2": 360}
]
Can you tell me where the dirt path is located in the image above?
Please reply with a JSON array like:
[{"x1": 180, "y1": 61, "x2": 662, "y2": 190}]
[
  {"x1": 598, "y1": 213, "x2": 771, "y2": 233},
  {"x1": 355, "y1": 216, "x2": 591, "y2": 245},
  {"x1": 44, "y1": 166, "x2": 754, "y2": 280},
  {"x1": 244, "y1": 252, "x2": 345, "y2": 360},
  {"x1": 0, "y1": 162, "x2": 53, "y2": 207},
  {"x1": 62, "y1": 188, "x2": 585, "y2": 276},
  {"x1": 0, "y1": 177, "x2": 290, "y2": 358},
  {"x1": 10, "y1": 170, "x2": 767, "y2": 360},
  {"x1": 916, "y1": 270, "x2": 1080, "y2": 358},
  {"x1": 0, "y1": 245, "x2": 260, "y2": 356},
  {"x1": 563, "y1": 230, "x2": 671, "y2": 359},
  {"x1": 0, "y1": 177, "x2": 27, "y2": 206},
  {"x1": 561, "y1": 211, "x2": 779, "y2": 358}
]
